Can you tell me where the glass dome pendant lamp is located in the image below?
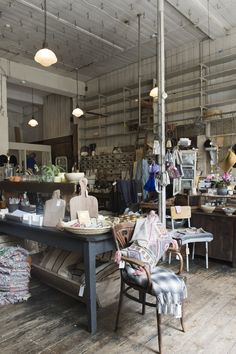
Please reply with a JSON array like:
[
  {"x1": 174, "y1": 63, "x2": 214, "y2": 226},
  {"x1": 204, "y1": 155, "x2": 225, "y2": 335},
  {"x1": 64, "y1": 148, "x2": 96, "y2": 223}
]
[
  {"x1": 72, "y1": 68, "x2": 84, "y2": 117},
  {"x1": 34, "y1": 0, "x2": 57, "y2": 67},
  {"x1": 28, "y1": 89, "x2": 38, "y2": 127}
]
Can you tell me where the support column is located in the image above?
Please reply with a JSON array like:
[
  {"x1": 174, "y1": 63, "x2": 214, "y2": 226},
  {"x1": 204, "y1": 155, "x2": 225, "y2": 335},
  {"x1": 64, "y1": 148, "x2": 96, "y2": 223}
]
[
  {"x1": 0, "y1": 74, "x2": 8, "y2": 154},
  {"x1": 157, "y1": 0, "x2": 166, "y2": 225}
]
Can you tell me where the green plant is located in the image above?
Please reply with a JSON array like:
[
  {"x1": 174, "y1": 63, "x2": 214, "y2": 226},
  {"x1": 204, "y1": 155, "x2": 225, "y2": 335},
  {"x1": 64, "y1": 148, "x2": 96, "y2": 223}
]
[{"x1": 41, "y1": 164, "x2": 63, "y2": 180}]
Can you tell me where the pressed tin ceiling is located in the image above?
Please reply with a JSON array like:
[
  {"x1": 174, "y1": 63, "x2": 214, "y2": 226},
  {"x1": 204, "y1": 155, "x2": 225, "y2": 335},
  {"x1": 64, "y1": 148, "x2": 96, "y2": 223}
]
[{"x1": 0, "y1": 0, "x2": 235, "y2": 81}]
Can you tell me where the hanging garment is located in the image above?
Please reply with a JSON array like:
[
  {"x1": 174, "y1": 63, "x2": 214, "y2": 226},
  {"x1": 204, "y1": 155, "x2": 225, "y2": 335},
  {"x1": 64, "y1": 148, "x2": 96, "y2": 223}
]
[
  {"x1": 153, "y1": 140, "x2": 160, "y2": 155},
  {"x1": 144, "y1": 163, "x2": 160, "y2": 192},
  {"x1": 135, "y1": 159, "x2": 150, "y2": 199}
]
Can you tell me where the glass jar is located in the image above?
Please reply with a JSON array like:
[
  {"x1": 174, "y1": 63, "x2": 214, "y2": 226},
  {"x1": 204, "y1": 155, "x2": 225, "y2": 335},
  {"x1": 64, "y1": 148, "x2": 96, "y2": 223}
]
[{"x1": 4, "y1": 163, "x2": 14, "y2": 179}]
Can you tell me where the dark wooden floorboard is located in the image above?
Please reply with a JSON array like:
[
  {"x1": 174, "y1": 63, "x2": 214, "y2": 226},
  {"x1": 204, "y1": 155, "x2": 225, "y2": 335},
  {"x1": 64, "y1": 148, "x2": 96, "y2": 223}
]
[{"x1": 1, "y1": 259, "x2": 236, "y2": 354}]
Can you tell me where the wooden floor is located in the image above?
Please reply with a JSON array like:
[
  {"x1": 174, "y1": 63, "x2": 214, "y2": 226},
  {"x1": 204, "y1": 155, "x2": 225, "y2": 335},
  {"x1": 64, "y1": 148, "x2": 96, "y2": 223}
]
[{"x1": 1, "y1": 258, "x2": 236, "y2": 354}]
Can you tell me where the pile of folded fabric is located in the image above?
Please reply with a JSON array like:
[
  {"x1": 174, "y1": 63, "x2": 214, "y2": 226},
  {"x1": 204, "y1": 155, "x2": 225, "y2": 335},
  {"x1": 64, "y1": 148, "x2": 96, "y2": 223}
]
[{"x1": 0, "y1": 246, "x2": 31, "y2": 305}]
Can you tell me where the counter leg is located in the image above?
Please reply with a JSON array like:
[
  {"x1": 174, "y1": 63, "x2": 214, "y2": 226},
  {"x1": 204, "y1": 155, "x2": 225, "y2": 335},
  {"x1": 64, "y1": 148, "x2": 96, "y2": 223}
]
[
  {"x1": 205, "y1": 241, "x2": 209, "y2": 269},
  {"x1": 186, "y1": 243, "x2": 189, "y2": 272},
  {"x1": 83, "y1": 241, "x2": 97, "y2": 334}
]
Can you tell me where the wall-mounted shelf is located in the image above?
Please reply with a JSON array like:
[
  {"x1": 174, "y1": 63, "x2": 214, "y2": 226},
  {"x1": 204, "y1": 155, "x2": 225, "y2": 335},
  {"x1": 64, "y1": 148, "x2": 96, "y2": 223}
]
[
  {"x1": 82, "y1": 49, "x2": 236, "y2": 145},
  {"x1": 206, "y1": 67, "x2": 236, "y2": 80}
]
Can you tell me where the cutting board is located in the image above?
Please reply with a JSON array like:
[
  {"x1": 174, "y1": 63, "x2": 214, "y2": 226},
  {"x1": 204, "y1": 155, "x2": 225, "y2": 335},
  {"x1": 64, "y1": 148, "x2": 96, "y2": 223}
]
[
  {"x1": 70, "y1": 178, "x2": 98, "y2": 220},
  {"x1": 43, "y1": 190, "x2": 66, "y2": 227}
]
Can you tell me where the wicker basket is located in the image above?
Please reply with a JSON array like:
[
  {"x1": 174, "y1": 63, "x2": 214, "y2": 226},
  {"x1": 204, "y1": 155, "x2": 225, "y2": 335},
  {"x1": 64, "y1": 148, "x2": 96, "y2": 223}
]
[{"x1": 60, "y1": 219, "x2": 112, "y2": 235}]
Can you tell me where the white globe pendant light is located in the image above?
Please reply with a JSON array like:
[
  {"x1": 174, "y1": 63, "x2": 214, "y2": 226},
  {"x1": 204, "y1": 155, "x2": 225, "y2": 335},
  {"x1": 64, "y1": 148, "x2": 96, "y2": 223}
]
[
  {"x1": 149, "y1": 86, "x2": 158, "y2": 98},
  {"x1": 34, "y1": 0, "x2": 57, "y2": 67},
  {"x1": 72, "y1": 107, "x2": 84, "y2": 117},
  {"x1": 28, "y1": 89, "x2": 39, "y2": 127},
  {"x1": 34, "y1": 47, "x2": 57, "y2": 67},
  {"x1": 72, "y1": 68, "x2": 84, "y2": 117},
  {"x1": 28, "y1": 118, "x2": 39, "y2": 127}
]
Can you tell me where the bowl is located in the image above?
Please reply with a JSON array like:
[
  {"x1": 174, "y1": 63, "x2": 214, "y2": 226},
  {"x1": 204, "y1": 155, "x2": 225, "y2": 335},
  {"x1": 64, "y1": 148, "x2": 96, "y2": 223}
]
[
  {"x1": 222, "y1": 207, "x2": 236, "y2": 216},
  {"x1": 65, "y1": 172, "x2": 84, "y2": 183},
  {"x1": 201, "y1": 205, "x2": 215, "y2": 213}
]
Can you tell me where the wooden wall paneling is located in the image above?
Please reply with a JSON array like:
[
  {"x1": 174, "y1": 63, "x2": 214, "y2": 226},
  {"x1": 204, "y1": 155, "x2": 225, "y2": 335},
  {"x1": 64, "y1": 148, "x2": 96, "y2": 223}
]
[
  {"x1": 43, "y1": 95, "x2": 72, "y2": 140},
  {"x1": 38, "y1": 136, "x2": 74, "y2": 172}
]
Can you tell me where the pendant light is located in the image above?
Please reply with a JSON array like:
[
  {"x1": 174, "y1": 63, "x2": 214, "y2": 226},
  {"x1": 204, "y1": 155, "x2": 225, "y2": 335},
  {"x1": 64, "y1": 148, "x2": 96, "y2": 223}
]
[
  {"x1": 34, "y1": 0, "x2": 57, "y2": 67},
  {"x1": 72, "y1": 68, "x2": 84, "y2": 117},
  {"x1": 149, "y1": 86, "x2": 158, "y2": 98},
  {"x1": 149, "y1": 34, "x2": 158, "y2": 98},
  {"x1": 28, "y1": 89, "x2": 38, "y2": 127}
]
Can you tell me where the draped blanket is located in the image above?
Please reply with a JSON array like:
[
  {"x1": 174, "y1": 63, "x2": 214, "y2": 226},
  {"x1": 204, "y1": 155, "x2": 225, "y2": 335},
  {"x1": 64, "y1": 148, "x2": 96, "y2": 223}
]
[
  {"x1": 123, "y1": 264, "x2": 187, "y2": 318},
  {"x1": 120, "y1": 215, "x2": 175, "y2": 269},
  {"x1": 119, "y1": 213, "x2": 187, "y2": 317}
]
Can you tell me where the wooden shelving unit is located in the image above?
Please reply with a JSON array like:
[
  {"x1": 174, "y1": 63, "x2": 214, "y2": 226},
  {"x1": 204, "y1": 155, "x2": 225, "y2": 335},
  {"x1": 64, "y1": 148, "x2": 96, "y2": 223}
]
[{"x1": 80, "y1": 152, "x2": 135, "y2": 182}]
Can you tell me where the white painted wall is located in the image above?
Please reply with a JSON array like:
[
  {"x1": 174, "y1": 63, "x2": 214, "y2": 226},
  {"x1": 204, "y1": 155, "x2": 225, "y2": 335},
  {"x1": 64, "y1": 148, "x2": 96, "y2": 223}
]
[
  {"x1": 22, "y1": 105, "x2": 43, "y2": 143},
  {"x1": 8, "y1": 109, "x2": 23, "y2": 142},
  {"x1": 0, "y1": 57, "x2": 85, "y2": 151}
]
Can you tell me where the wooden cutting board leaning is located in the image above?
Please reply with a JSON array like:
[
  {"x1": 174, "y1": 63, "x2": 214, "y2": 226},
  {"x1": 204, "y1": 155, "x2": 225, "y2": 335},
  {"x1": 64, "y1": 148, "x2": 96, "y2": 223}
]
[
  {"x1": 70, "y1": 177, "x2": 98, "y2": 220},
  {"x1": 43, "y1": 190, "x2": 66, "y2": 227}
]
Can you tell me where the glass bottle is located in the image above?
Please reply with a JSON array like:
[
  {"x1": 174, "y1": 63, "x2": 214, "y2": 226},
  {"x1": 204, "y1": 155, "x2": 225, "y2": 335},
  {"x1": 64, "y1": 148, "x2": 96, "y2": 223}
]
[{"x1": 36, "y1": 193, "x2": 44, "y2": 214}]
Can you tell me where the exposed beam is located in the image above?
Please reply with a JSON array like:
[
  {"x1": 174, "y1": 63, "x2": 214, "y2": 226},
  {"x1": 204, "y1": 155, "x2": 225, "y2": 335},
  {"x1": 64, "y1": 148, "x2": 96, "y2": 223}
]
[
  {"x1": 0, "y1": 58, "x2": 85, "y2": 97},
  {"x1": 7, "y1": 87, "x2": 44, "y2": 105}
]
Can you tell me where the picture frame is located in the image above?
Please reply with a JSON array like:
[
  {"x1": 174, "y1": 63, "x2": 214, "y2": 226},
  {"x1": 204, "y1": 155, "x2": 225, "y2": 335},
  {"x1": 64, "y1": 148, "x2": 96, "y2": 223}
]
[{"x1": 173, "y1": 178, "x2": 182, "y2": 196}]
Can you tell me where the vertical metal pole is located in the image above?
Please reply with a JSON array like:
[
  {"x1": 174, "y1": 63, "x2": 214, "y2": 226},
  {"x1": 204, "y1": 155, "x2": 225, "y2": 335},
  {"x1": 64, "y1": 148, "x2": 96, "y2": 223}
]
[
  {"x1": 137, "y1": 14, "x2": 142, "y2": 127},
  {"x1": 153, "y1": 34, "x2": 158, "y2": 136},
  {"x1": 123, "y1": 87, "x2": 126, "y2": 134},
  {"x1": 157, "y1": 0, "x2": 166, "y2": 225}
]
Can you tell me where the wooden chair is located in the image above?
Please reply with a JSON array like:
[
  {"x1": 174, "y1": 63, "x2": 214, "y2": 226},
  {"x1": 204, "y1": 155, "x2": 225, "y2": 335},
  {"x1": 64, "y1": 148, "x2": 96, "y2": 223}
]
[
  {"x1": 170, "y1": 206, "x2": 213, "y2": 272},
  {"x1": 112, "y1": 222, "x2": 186, "y2": 354}
]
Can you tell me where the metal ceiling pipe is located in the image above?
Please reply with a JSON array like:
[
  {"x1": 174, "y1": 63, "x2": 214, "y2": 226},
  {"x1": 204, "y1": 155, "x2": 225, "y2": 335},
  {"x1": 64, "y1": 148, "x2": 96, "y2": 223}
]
[
  {"x1": 157, "y1": 0, "x2": 166, "y2": 225},
  {"x1": 137, "y1": 13, "x2": 141, "y2": 127}
]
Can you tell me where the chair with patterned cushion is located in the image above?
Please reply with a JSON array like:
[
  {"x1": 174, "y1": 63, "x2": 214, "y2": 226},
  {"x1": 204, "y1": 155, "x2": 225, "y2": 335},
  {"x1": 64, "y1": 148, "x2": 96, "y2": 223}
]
[{"x1": 112, "y1": 222, "x2": 186, "y2": 354}]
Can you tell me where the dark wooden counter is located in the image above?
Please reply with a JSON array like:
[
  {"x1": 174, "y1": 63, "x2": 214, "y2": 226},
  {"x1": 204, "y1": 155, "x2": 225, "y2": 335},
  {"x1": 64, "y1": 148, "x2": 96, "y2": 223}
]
[
  {"x1": 0, "y1": 180, "x2": 76, "y2": 194},
  {"x1": 191, "y1": 210, "x2": 236, "y2": 267}
]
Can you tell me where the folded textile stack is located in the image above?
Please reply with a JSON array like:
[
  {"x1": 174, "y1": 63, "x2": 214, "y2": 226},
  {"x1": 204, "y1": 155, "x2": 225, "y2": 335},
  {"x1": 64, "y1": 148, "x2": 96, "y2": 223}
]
[{"x1": 0, "y1": 246, "x2": 31, "y2": 305}]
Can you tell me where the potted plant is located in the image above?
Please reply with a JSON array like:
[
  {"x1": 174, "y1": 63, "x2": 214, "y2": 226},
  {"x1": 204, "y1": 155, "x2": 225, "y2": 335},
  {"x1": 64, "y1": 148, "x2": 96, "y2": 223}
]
[
  {"x1": 211, "y1": 172, "x2": 231, "y2": 195},
  {"x1": 41, "y1": 164, "x2": 63, "y2": 182}
]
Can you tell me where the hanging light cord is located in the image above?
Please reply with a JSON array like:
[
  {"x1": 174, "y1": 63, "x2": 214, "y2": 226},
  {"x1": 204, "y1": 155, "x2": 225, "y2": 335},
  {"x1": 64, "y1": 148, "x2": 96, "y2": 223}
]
[
  {"x1": 32, "y1": 88, "x2": 34, "y2": 117},
  {"x1": 44, "y1": 0, "x2": 47, "y2": 46},
  {"x1": 76, "y1": 68, "x2": 79, "y2": 106}
]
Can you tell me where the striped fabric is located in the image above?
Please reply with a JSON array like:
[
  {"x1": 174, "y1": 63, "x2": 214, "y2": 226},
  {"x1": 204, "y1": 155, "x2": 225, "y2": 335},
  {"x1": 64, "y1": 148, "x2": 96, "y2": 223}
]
[{"x1": 38, "y1": 247, "x2": 116, "y2": 283}]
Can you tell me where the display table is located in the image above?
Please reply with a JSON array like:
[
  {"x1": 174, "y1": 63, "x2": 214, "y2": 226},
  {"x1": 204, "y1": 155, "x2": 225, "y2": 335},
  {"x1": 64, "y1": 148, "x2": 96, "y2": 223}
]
[{"x1": 0, "y1": 219, "x2": 115, "y2": 334}]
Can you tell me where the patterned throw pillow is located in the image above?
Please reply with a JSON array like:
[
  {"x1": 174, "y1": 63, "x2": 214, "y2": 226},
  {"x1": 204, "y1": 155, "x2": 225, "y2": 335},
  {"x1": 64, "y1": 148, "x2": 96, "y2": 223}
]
[{"x1": 121, "y1": 243, "x2": 157, "y2": 270}]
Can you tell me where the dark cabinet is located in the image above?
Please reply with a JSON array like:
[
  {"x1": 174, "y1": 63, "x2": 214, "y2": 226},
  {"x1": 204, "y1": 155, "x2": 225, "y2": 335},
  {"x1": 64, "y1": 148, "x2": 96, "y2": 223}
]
[{"x1": 191, "y1": 211, "x2": 235, "y2": 265}]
